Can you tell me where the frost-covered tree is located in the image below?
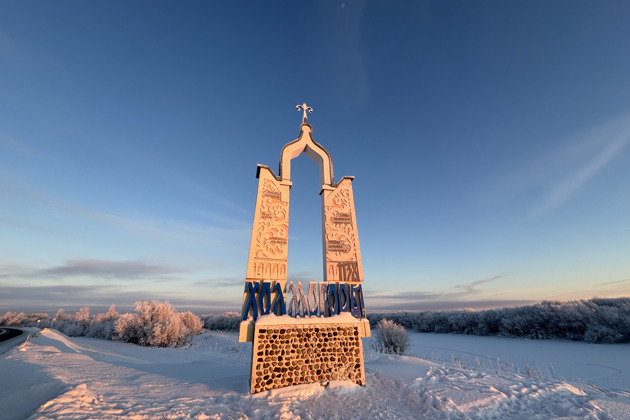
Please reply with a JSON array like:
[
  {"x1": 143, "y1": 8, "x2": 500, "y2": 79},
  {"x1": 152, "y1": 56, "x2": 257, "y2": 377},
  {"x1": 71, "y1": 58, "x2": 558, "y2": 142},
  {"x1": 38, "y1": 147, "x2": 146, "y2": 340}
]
[
  {"x1": 0, "y1": 312, "x2": 25, "y2": 326},
  {"x1": 54, "y1": 308, "x2": 72, "y2": 323},
  {"x1": 114, "y1": 300, "x2": 203, "y2": 347},
  {"x1": 75, "y1": 307, "x2": 90, "y2": 322},
  {"x1": 113, "y1": 313, "x2": 142, "y2": 343},
  {"x1": 201, "y1": 312, "x2": 241, "y2": 331},
  {"x1": 86, "y1": 304, "x2": 120, "y2": 339},
  {"x1": 373, "y1": 319, "x2": 409, "y2": 355},
  {"x1": 180, "y1": 311, "x2": 204, "y2": 336},
  {"x1": 366, "y1": 298, "x2": 630, "y2": 344}
]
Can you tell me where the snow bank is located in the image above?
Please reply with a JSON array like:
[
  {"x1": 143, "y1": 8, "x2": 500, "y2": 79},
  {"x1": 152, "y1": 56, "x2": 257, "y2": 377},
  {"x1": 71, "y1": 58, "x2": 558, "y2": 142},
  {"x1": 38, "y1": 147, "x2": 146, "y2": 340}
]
[{"x1": 0, "y1": 329, "x2": 628, "y2": 419}]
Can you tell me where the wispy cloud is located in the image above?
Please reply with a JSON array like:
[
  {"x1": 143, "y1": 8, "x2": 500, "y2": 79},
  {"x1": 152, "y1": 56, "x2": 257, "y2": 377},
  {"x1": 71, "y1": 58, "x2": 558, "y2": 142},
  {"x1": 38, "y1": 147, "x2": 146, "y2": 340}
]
[
  {"x1": 193, "y1": 277, "x2": 241, "y2": 287},
  {"x1": 147, "y1": 164, "x2": 248, "y2": 216},
  {"x1": 86, "y1": 210, "x2": 250, "y2": 246},
  {"x1": 368, "y1": 274, "x2": 514, "y2": 311},
  {"x1": 0, "y1": 170, "x2": 250, "y2": 248},
  {"x1": 0, "y1": 259, "x2": 181, "y2": 280},
  {"x1": 482, "y1": 112, "x2": 630, "y2": 219},
  {"x1": 593, "y1": 278, "x2": 630, "y2": 287},
  {"x1": 548, "y1": 277, "x2": 630, "y2": 301},
  {"x1": 0, "y1": 283, "x2": 237, "y2": 315},
  {"x1": 368, "y1": 299, "x2": 535, "y2": 312},
  {"x1": 0, "y1": 33, "x2": 63, "y2": 73},
  {"x1": 0, "y1": 131, "x2": 54, "y2": 162},
  {"x1": 1, "y1": 132, "x2": 250, "y2": 248},
  {"x1": 37, "y1": 259, "x2": 179, "y2": 279},
  {"x1": 452, "y1": 275, "x2": 505, "y2": 295},
  {"x1": 530, "y1": 115, "x2": 630, "y2": 218},
  {"x1": 371, "y1": 274, "x2": 507, "y2": 301}
]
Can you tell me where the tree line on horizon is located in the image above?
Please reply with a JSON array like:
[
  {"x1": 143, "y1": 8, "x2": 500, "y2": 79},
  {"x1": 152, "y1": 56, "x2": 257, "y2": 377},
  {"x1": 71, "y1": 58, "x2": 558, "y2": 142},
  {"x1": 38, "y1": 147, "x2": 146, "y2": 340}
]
[
  {"x1": 0, "y1": 300, "x2": 204, "y2": 348},
  {"x1": 367, "y1": 297, "x2": 630, "y2": 344},
  {"x1": 2, "y1": 297, "x2": 629, "y2": 344}
]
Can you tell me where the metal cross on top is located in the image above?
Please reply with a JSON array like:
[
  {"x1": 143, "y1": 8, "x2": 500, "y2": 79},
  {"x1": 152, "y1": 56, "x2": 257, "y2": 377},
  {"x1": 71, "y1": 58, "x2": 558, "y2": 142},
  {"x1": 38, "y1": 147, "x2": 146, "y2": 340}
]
[{"x1": 296, "y1": 102, "x2": 313, "y2": 124}]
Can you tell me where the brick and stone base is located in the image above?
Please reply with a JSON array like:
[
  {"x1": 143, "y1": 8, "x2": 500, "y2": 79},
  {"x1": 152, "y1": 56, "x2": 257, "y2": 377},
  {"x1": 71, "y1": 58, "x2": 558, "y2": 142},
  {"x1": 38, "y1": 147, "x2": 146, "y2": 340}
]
[{"x1": 250, "y1": 314, "x2": 369, "y2": 393}]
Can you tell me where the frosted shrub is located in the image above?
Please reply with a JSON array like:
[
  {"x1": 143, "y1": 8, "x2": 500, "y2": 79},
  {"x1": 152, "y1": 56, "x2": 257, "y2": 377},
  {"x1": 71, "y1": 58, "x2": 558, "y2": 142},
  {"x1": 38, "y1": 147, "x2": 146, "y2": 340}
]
[
  {"x1": 86, "y1": 304, "x2": 120, "y2": 340},
  {"x1": 114, "y1": 300, "x2": 203, "y2": 348},
  {"x1": 53, "y1": 307, "x2": 91, "y2": 337},
  {"x1": 75, "y1": 307, "x2": 90, "y2": 322},
  {"x1": 54, "y1": 308, "x2": 72, "y2": 322},
  {"x1": 114, "y1": 313, "x2": 142, "y2": 343},
  {"x1": 373, "y1": 319, "x2": 409, "y2": 355},
  {"x1": 584, "y1": 324, "x2": 623, "y2": 344},
  {"x1": 57, "y1": 321, "x2": 87, "y2": 337},
  {"x1": 180, "y1": 311, "x2": 204, "y2": 335},
  {"x1": 201, "y1": 312, "x2": 241, "y2": 331},
  {"x1": 0, "y1": 303, "x2": 200, "y2": 346},
  {"x1": 0, "y1": 312, "x2": 26, "y2": 326}
]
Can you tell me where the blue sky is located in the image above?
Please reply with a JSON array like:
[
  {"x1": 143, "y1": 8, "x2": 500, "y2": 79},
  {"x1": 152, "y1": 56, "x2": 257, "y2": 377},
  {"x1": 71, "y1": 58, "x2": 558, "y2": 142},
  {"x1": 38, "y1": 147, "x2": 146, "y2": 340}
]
[{"x1": 1, "y1": 1, "x2": 629, "y2": 315}]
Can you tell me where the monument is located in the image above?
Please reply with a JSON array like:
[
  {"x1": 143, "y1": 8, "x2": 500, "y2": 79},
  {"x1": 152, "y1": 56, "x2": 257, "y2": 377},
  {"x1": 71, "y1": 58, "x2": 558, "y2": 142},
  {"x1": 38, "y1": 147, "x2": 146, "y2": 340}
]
[{"x1": 239, "y1": 103, "x2": 370, "y2": 393}]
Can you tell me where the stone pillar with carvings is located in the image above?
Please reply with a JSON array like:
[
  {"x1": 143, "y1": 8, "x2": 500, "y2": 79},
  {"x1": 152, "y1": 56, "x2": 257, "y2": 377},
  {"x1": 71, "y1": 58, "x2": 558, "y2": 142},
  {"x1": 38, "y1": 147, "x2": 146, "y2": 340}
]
[
  {"x1": 245, "y1": 166, "x2": 290, "y2": 286},
  {"x1": 321, "y1": 177, "x2": 364, "y2": 284},
  {"x1": 239, "y1": 165, "x2": 291, "y2": 341},
  {"x1": 239, "y1": 103, "x2": 367, "y2": 342}
]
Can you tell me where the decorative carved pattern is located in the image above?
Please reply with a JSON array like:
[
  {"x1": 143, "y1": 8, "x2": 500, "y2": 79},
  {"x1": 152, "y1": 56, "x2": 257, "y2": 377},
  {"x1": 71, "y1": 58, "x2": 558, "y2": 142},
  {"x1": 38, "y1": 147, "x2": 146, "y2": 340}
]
[
  {"x1": 323, "y1": 178, "x2": 363, "y2": 282},
  {"x1": 325, "y1": 186, "x2": 356, "y2": 256},
  {"x1": 246, "y1": 168, "x2": 290, "y2": 282},
  {"x1": 251, "y1": 261, "x2": 287, "y2": 280},
  {"x1": 253, "y1": 179, "x2": 288, "y2": 259}
]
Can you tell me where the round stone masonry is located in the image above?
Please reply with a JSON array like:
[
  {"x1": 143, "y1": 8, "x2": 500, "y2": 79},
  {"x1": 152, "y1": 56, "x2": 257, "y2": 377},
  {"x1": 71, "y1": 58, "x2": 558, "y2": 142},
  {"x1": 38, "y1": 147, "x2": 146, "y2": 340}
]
[{"x1": 250, "y1": 313, "x2": 367, "y2": 393}]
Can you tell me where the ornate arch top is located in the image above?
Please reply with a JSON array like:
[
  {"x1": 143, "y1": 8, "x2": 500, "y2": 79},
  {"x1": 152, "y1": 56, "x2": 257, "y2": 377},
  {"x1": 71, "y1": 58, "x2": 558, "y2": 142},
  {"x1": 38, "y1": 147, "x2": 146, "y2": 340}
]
[{"x1": 279, "y1": 104, "x2": 334, "y2": 188}]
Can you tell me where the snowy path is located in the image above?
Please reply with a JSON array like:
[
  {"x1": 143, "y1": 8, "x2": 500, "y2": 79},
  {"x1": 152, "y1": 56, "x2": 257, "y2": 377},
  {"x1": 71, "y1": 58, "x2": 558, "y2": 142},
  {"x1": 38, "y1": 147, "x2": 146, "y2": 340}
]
[{"x1": 0, "y1": 329, "x2": 628, "y2": 419}]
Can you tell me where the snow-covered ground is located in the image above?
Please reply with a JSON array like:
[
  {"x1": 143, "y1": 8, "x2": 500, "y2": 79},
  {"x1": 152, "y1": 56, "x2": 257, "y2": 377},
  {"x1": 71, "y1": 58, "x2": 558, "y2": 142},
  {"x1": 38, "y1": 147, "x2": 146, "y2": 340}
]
[{"x1": 1, "y1": 328, "x2": 629, "y2": 419}]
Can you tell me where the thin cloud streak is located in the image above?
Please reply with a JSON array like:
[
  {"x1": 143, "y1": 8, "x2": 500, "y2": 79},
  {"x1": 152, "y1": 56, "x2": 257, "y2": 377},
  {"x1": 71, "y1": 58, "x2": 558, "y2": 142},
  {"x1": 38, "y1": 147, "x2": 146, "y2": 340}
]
[
  {"x1": 368, "y1": 299, "x2": 536, "y2": 312},
  {"x1": 371, "y1": 274, "x2": 508, "y2": 301},
  {"x1": 37, "y1": 259, "x2": 180, "y2": 279},
  {"x1": 369, "y1": 291, "x2": 444, "y2": 301},
  {"x1": 480, "y1": 112, "x2": 630, "y2": 220},
  {"x1": 594, "y1": 278, "x2": 630, "y2": 287},
  {"x1": 0, "y1": 259, "x2": 182, "y2": 280},
  {"x1": 0, "y1": 168, "x2": 250, "y2": 248},
  {"x1": 530, "y1": 113, "x2": 630, "y2": 218},
  {"x1": 193, "y1": 277, "x2": 241, "y2": 287},
  {"x1": 453, "y1": 275, "x2": 505, "y2": 294},
  {"x1": 0, "y1": 283, "x2": 236, "y2": 315},
  {"x1": 367, "y1": 275, "x2": 511, "y2": 311},
  {"x1": 147, "y1": 164, "x2": 249, "y2": 216}
]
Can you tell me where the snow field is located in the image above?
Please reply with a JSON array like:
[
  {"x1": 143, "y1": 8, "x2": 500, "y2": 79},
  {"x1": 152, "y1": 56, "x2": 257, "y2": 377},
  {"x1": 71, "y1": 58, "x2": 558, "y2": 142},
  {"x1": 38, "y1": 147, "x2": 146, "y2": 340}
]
[
  {"x1": 0, "y1": 328, "x2": 629, "y2": 419},
  {"x1": 400, "y1": 332, "x2": 630, "y2": 392}
]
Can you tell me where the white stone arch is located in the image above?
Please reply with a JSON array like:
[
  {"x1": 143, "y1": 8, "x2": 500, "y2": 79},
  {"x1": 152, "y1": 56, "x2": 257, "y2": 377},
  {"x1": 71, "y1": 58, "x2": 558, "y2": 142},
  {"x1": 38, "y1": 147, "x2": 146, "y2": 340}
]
[{"x1": 279, "y1": 123, "x2": 334, "y2": 188}]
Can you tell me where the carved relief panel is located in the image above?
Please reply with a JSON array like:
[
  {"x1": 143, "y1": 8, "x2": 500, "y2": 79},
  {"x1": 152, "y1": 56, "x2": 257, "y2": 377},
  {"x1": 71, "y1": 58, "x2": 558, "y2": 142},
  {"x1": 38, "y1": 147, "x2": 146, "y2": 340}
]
[
  {"x1": 322, "y1": 177, "x2": 364, "y2": 283},
  {"x1": 245, "y1": 166, "x2": 290, "y2": 285}
]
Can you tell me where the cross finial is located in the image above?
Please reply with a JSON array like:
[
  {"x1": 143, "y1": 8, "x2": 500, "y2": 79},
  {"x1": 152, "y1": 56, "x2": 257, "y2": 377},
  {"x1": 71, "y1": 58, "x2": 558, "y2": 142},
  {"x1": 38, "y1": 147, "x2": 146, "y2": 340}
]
[{"x1": 296, "y1": 102, "x2": 313, "y2": 124}]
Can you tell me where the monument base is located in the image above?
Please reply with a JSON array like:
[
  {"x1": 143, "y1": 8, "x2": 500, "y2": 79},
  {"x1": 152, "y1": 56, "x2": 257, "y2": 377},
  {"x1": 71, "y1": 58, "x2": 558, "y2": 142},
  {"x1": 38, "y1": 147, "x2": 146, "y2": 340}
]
[{"x1": 249, "y1": 313, "x2": 370, "y2": 393}]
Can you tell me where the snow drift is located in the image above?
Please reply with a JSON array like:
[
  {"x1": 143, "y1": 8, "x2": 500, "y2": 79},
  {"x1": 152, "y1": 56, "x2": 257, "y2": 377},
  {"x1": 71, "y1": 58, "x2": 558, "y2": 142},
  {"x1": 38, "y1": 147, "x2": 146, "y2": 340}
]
[{"x1": 1, "y1": 328, "x2": 629, "y2": 419}]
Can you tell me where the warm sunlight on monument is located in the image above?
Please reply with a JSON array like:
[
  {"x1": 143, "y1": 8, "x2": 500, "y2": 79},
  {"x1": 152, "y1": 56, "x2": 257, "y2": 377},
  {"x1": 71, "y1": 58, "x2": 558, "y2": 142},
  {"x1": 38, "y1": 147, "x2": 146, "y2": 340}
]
[{"x1": 239, "y1": 104, "x2": 370, "y2": 393}]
